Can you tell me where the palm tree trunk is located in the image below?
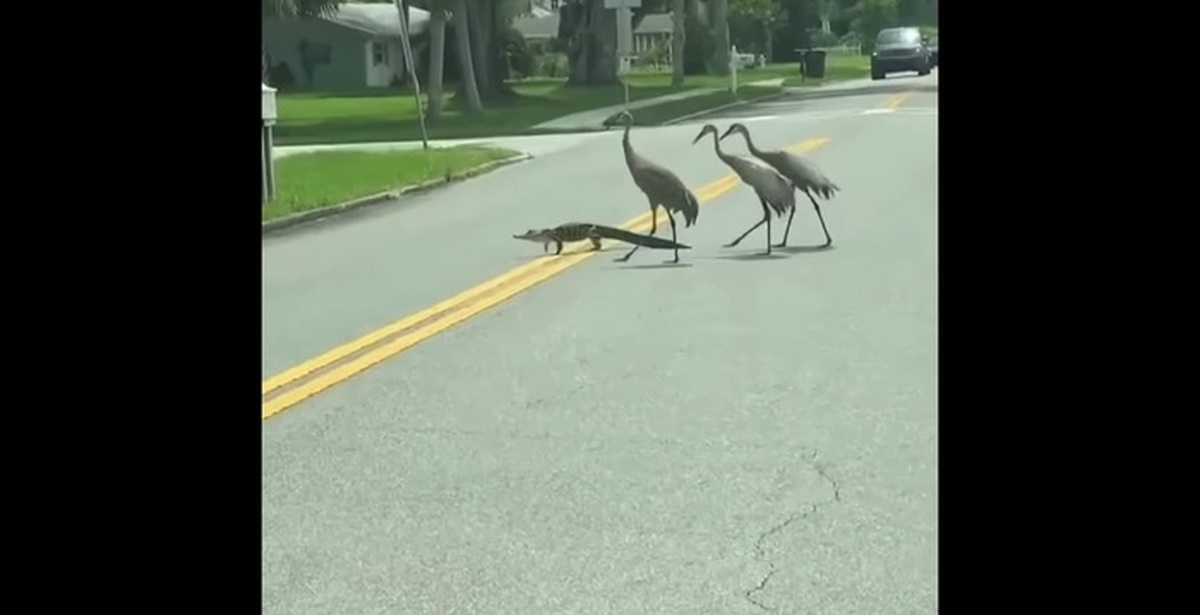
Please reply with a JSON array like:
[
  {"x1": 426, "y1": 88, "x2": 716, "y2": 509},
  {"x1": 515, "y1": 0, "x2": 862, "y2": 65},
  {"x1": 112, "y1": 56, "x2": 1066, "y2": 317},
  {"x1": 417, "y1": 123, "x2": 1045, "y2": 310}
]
[
  {"x1": 452, "y1": 0, "x2": 483, "y2": 113},
  {"x1": 427, "y1": 6, "x2": 447, "y2": 119}
]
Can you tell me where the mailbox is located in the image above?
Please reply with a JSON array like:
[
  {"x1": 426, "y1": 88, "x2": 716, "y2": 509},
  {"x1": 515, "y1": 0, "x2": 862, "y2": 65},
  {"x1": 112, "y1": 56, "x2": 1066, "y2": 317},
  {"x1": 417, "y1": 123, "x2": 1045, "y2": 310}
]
[
  {"x1": 262, "y1": 83, "x2": 278, "y2": 204},
  {"x1": 262, "y1": 83, "x2": 277, "y2": 126}
]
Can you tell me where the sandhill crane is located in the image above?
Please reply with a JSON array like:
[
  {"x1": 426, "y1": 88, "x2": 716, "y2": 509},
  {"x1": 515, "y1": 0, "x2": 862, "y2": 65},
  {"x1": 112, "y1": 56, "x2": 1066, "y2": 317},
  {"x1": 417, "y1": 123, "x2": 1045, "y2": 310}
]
[
  {"x1": 720, "y1": 122, "x2": 840, "y2": 248},
  {"x1": 613, "y1": 110, "x2": 699, "y2": 264},
  {"x1": 691, "y1": 123, "x2": 795, "y2": 256}
]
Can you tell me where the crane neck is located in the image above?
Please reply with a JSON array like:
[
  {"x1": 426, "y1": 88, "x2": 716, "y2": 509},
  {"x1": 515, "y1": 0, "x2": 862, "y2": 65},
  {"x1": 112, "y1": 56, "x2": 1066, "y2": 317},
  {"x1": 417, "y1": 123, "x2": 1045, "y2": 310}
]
[
  {"x1": 622, "y1": 124, "x2": 635, "y2": 160},
  {"x1": 740, "y1": 131, "x2": 763, "y2": 157},
  {"x1": 708, "y1": 132, "x2": 733, "y2": 164}
]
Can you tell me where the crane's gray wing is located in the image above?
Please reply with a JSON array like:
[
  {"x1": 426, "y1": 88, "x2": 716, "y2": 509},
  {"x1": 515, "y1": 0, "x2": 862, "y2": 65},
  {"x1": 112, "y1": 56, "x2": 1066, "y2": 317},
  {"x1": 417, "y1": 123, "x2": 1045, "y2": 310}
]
[
  {"x1": 633, "y1": 161, "x2": 700, "y2": 226},
  {"x1": 776, "y1": 150, "x2": 840, "y2": 198},
  {"x1": 741, "y1": 157, "x2": 795, "y2": 216}
]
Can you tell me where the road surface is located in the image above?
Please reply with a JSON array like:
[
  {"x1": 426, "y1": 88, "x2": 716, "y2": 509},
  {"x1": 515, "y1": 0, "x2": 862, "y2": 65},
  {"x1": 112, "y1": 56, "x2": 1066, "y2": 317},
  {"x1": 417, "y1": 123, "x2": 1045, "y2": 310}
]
[{"x1": 262, "y1": 73, "x2": 938, "y2": 614}]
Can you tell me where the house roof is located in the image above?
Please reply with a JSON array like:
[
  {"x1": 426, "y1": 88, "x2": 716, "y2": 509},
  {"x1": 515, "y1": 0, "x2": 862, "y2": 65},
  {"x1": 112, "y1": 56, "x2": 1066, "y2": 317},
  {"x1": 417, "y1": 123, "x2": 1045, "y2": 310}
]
[
  {"x1": 513, "y1": 11, "x2": 674, "y2": 40},
  {"x1": 324, "y1": 4, "x2": 431, "y2": 37}
]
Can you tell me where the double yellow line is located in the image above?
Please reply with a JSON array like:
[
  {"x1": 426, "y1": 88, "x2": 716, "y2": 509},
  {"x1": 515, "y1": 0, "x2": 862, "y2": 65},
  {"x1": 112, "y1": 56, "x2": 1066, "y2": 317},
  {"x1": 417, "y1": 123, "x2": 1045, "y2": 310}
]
[{"x1": 262, "y1": 137, "x2": 833, "y2": 421}]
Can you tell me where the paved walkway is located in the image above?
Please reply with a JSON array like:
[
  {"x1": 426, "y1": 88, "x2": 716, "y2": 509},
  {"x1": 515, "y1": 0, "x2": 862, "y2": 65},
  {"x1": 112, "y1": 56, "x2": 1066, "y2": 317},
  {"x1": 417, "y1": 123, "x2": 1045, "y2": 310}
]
[
  {"x1": 532, "y1": 88, "x2": 719, "y2": 131},
  {"x1": 272, "y1": 133, "x2": 610, "y2": 160},
  {"x1": 533, "y1": 77, "x2": 787, "y2": 131},
  {"x1": 272, "y1": 78, "x2": 792, "y2": 159}
]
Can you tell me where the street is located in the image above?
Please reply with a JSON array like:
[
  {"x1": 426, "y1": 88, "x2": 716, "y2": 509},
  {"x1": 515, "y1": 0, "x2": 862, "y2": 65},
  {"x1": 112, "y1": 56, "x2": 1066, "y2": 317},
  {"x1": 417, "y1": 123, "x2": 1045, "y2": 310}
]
[{"x1": 262, "y1": 72, "x2": 938, "y2": 614}]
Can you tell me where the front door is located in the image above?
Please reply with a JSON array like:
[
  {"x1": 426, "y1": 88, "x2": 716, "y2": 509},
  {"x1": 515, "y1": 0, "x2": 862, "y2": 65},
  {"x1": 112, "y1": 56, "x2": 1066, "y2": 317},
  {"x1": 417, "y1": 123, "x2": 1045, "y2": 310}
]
[{"x1": 366, "y1": 41, "x2": 391, "y2": 87}]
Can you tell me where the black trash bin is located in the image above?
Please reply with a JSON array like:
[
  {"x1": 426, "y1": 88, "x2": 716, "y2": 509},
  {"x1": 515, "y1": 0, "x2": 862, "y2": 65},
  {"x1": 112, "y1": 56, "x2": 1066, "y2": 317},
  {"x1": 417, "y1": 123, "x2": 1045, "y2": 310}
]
[{"x1": 802, "y1": 50, "x2": 828, "y2": 79}]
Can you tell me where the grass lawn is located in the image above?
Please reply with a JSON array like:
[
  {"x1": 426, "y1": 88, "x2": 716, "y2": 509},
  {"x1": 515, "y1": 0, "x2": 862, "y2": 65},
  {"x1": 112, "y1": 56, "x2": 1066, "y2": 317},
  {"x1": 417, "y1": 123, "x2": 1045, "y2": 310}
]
[
  {"x1": 273, "y1": 63, "x2": 813, "y2": 146},
  {"x1": 780, "y1": 53, "x2": 871, "y2": 88},
  {"x1": 263, "y1": 146, "x2": 519, "y2": 222}
]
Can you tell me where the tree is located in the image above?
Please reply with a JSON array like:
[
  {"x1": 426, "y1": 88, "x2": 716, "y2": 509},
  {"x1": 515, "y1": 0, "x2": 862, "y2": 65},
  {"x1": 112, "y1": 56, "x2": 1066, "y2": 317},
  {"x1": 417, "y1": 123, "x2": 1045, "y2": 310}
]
[
  {"x1": 262, "y1": 0, "x2": 342, "y2": 18},
  {"x1": 263, "y1": 1, "x2": 344, "y2": 83},
  {"x1": 451, "y1": 0, "x2": 484, "y2": 112},
  {"x1": 844, "y1": 0, "x2": 898, "y2": 52},
  {"x1": 729, "y1": 0, "x2": 782, "y2": 62},
  {"x1": 671, "y1": 0, "x2": 686, "y2": 86},
  {"x1": 557, "y1": 0, "x2": 670, "y2": 87},
  {"x1": 424, "y1": 1, "x2": 449, "y2": 119},
  {"x1": 709, "y1": 0, "x2": 730, "y2": 75}
]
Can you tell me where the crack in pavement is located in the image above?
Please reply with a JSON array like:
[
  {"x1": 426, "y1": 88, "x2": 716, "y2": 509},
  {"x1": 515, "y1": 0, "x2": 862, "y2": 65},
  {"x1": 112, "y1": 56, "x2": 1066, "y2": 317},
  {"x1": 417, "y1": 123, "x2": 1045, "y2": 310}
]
[{"x1": 744, "y1": 450, "x2": 843, "y2": 612}]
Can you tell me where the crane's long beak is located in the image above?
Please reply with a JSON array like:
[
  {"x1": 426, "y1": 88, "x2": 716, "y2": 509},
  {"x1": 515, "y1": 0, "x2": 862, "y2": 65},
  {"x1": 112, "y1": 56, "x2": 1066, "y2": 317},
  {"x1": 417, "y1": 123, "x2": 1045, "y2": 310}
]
[
  {"x1": 718, "y1": 127, "x2": 734, "y2": 141},
  {"x1": 690, "y1": 131, "x2": 706, "y2": 145}
]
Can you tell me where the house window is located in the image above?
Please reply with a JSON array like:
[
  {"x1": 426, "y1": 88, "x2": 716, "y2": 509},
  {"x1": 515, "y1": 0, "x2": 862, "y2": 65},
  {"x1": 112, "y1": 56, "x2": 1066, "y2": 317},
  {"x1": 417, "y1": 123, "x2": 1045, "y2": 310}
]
[
  {"x1": 371, "y1": 41, "x2": 388, "y2": 66},
  {"x1": 549, "y1": 0, "x2": 562, "y2": 9}
]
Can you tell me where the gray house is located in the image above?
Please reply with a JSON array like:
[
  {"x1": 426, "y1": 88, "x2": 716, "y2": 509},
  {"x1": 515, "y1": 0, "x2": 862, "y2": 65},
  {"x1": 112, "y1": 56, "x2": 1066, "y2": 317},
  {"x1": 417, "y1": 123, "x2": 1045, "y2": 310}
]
[
  {"x1": 512, "y1": 11, "x2": 674, "y2": 56},
  {"x1": 263, "y1": 4, "x2": 430, "y2": 92}
]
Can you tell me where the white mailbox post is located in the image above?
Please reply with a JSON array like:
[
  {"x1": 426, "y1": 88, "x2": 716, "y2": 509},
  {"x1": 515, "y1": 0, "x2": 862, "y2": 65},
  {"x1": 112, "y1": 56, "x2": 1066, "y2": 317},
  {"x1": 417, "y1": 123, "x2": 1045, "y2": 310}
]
[
  {"x1": 262, "y1": 83, "x2": 278, "y2": 205},
  {"x1": 606, "y1": 0, "x2": 642, "y2": 109}
]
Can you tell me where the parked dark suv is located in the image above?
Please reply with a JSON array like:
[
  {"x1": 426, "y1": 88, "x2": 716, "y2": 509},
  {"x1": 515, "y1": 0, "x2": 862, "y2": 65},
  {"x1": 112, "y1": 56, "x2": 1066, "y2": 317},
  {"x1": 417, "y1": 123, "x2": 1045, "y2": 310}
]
[{"x1": 871, "y1": 27, "x2": 932, "y2": 80}]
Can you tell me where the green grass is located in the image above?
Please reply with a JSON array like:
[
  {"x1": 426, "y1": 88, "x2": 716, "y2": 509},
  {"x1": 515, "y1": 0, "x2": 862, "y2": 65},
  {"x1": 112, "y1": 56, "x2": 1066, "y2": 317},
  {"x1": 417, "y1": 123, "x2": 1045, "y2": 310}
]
[
  {"x1": 780, "y1": 53, "x2": 871, "y2": 88},
  {"x1": 263, "y1": 146, "x2": 519, "y2": 222},
  {"x1": 273, "y1": 61, "x2": 857, "y2": 146}
]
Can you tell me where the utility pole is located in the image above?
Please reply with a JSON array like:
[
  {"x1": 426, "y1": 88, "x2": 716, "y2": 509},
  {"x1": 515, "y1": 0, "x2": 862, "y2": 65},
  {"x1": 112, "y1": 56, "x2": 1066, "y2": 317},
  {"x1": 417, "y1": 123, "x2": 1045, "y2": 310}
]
[{"x1": 394, "y1": 0, "x2": 430, "y2": 153}]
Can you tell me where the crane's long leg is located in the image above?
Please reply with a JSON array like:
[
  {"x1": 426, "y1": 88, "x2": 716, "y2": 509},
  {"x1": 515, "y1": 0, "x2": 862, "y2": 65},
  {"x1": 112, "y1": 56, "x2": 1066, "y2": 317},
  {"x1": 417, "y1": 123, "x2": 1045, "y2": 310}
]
[
  {"x1": 665, "y1": 210, "x2": 680, "y2": 263},
  {"x1": 762, "y1": 198, "x2": 774, "y2": 256},
  {"x1": 724, "y1": 218, "x2": 766, "y2": 248},
  {"x1": 617, "y1": 203, "x2": 657, "y2": 262},
  {"x1": 774, "y1": 204, "x2": 798, "y2": 248},
  {"x1": 806, "y1": 191, "x2": 833, "y2": 247},
  {"x1": 724, "y1": 197, "x2": 773, "y2": 252}
]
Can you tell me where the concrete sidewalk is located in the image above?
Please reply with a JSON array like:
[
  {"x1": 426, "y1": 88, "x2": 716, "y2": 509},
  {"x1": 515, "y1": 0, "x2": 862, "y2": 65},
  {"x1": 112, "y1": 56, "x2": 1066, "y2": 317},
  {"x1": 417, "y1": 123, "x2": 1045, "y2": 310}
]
[
  {"x1": 272, "y1": 78, "x2": 787, "y2": 159},
  {"x1": 532, "y1": 87, "x2": 719, "y2": 132},
  {"x1": 533, "y1": 77, "x2": 786, "y2": 132},
  {"x1": 272, "y1": 132, "x2": 610, "y2": 161}
]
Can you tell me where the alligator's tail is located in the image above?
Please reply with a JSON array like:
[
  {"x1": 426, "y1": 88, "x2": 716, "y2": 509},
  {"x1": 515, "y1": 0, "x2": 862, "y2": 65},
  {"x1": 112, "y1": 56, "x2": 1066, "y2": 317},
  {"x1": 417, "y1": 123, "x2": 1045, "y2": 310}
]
[{"x1": 592, "y1": 224, "x2": 692, "y2": 250}]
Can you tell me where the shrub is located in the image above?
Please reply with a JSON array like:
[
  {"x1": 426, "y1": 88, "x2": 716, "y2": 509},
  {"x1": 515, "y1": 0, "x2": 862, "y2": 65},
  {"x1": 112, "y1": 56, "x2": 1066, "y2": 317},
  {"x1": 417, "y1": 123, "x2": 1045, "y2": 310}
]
[
  {"x1": 500, "y1": 25, "x2": 537, "y2": 79},
  {"x1": 808, "y1": 29, "x2": 840, "y2": 48}
]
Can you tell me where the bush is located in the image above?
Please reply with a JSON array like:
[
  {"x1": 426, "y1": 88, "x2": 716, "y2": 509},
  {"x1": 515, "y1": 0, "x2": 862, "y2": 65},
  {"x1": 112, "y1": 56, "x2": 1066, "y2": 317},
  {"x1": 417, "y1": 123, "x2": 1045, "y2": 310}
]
[
  {"x1": 500, "y1": 25, "x2": 537, "y2": 79},
  {"x1": 808, "y1": 29, "x2": 840, "y2": 48},
  {"x1": 536, "y1": 53, "x2": 567, "y2": 78}
]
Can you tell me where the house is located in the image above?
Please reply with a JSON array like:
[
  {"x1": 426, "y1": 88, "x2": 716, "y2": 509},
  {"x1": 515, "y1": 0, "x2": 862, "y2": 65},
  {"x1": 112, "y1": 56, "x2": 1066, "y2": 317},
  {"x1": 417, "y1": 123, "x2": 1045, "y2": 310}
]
[
  {"x1": 512, "y1": 11, "x2": 674, "y2": 57},
  {"x1": 519, "y1": 0, "x2": 561, "y2": 18},
  {"x1": 262, "y1": 4, "x2": 431, "y2": 92}
]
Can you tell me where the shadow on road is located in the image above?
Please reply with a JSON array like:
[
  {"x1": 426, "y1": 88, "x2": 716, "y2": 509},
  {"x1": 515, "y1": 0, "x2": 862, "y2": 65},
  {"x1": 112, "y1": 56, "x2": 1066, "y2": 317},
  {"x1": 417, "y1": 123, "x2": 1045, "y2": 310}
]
[
  {"x1": 714, "y1": 252, "x2": 790, "y2": 261},
  {"x1": 777, "y1": 244, "x2": 837, "y2": 254},
  {"x1": 614, "y1": 261, "x2": 695, "y2": 270}
]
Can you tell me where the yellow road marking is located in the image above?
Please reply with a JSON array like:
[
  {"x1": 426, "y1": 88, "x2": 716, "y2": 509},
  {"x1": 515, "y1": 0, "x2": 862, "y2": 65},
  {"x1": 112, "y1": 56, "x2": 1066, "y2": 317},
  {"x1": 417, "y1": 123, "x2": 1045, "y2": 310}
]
[
  {"x1": 262, "y1": 137, "x2": 832, "y2": 421},
  {"x1": 883, "y1": 91, "x2": 913, "y2": 110}
]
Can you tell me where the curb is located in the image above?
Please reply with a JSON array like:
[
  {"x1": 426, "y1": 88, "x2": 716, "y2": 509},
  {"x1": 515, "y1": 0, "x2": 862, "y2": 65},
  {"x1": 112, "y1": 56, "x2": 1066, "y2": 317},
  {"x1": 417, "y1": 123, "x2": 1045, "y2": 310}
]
[
  {"x1": 662, "y1": 89, "x2": 789, "y2": 126},
  {"x1": 261, "y1": 152, "x2": 534, "y2": 236}
]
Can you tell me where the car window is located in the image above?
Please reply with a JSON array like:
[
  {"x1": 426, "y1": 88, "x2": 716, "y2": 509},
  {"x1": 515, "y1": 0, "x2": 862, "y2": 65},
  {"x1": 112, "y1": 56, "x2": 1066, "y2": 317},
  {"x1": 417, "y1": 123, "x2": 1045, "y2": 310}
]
[{"x1": 876, "y1": 29, "x2": 920, "y2": 45}]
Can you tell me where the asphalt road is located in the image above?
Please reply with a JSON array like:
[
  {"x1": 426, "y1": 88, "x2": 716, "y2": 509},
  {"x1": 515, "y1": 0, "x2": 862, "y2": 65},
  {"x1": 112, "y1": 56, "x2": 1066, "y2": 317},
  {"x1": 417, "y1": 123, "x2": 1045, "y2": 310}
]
[{"x1": 262, "y1": 72, "x2": 938, "y2": 614}]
